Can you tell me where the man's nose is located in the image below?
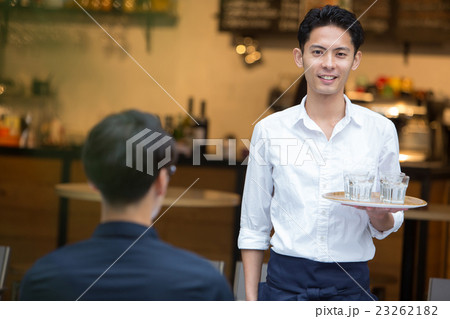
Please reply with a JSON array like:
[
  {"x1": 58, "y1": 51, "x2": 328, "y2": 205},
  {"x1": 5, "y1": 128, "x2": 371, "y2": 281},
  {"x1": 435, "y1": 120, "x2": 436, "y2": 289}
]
[{"x1": 320, "y1": 52, "x2": 335, "y2": 69}]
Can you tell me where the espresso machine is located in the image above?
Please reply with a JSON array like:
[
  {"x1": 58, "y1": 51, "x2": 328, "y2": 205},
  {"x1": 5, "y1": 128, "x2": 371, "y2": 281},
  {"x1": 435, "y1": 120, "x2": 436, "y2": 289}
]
[{"x1": 356, "y1": 96, "x2": 449, "y2": 164}]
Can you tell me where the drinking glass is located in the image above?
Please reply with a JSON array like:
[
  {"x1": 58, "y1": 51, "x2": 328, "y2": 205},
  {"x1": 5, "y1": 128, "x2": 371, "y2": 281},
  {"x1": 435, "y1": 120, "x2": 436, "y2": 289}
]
[
  {"x1": 380, "y1": 172, "x2": 409, "y2": 204},
  {"x1": 344, "y1": 172, "x2": 350, "y2": 199},
  {"x1": 344, "y1": 171, "x2": 375, "y2": 201}
]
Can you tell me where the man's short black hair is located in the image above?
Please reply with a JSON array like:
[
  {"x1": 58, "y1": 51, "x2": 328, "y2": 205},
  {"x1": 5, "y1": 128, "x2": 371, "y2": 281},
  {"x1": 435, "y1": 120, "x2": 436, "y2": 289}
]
[
  {"x1": 82, "y1": 110, "x2": 177, "y2": 207},
  {"x1": 297, "y1": 5, "x2": 364, "y2": 54}
]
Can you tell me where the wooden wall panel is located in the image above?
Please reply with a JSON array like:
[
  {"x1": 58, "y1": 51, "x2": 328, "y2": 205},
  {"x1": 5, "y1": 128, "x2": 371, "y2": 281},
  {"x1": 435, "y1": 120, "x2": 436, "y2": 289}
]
[
  {"x1": 66, "y1": 160, "x2": 101, "y2": 244},
  {"x1": 0, "y1": 155, "x2": 62, "y2": 300}
]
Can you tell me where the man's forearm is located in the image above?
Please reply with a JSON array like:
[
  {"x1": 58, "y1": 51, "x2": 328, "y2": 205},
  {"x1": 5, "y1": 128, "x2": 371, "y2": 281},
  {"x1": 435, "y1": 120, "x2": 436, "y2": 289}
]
[
  {"x1": 366, "y1": 207, "x2": 395, "y2": 232},
  {"x1": 241, "y1": 249, "x2": 265, "y2": 301}
]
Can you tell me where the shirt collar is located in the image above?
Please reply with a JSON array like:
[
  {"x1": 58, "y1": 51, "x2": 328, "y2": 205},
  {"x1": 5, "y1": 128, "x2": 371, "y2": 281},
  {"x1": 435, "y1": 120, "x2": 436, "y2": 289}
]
[
  {"x1": 92, "y1": 221, "x2": 158, "y2": 240},
  {"x1": 343, "y1": 94, "x2": 364, "y2": 127},
  {"x1": 295, "y1": 94, "x2": 363, "y2": 128}
]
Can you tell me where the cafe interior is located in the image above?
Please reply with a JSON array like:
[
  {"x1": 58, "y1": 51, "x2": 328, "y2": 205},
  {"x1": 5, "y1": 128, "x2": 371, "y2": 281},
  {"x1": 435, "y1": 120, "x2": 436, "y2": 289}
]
[{"x1": 1, "y1": 0, "x2": 450, "y2": 301}]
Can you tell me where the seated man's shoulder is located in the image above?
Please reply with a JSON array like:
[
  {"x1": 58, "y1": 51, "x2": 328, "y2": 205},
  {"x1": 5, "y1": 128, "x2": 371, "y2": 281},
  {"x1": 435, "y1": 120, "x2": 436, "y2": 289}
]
[
  {"x1": 21, "y1": 236, "x2": 233, "y2": 300},
  {"x1": 19, "y1": 243, "x2": 87, "y2": 300},
  {"x1": 156, "y1": 241, "x2": 221, "y2": 275},
  {"x1": 145, "y1": 241, "x2": 234, "y2": 300}
]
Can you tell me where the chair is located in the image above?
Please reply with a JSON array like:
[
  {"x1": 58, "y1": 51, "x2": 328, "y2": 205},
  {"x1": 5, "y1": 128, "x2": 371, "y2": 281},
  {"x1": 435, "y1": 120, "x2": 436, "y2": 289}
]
[
  {"x1": 233, "y1": 261, "x2": 268, "y2": 301},
  {"x1": 209, "y1": 260, "x2": 225, "y2": 275},
  {"x1": 0, "y1": 246, "x2": 11, "y2": 300},
  {"x1": 428, "y1": 278, "x2": 450, "y2": 301}
]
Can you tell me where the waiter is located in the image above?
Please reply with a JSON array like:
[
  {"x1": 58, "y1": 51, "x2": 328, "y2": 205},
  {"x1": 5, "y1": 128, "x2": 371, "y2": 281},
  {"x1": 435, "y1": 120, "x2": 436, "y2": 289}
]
[{"x1": 238, "y1": 5, "x2": 404, "y2": 301}]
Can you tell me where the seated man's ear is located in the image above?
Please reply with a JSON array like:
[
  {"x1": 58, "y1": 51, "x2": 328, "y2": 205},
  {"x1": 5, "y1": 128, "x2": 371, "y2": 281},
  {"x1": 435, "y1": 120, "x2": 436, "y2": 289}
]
[{"x1": 154, "y1": 168, "x2": 169, "y2": 196}]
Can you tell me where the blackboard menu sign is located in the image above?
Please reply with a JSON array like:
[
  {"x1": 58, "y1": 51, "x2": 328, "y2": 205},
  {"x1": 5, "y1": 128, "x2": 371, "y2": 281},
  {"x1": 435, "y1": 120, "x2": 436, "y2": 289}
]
[
  {"x1": 396, "y1": 0, "x2": 450, "y2": 43},
  {"x1": 220, "y1": 0, "x2": 450, "y2": 45},
  {"x1": 353, "y1": 0, "x2": 450, "y2": 44},
  {"x1": 219, "y1": 0, "x2": 301, "y2": 33},
  {"x1": 353, "y1": 0, "x2": 391, "y2": 35}
]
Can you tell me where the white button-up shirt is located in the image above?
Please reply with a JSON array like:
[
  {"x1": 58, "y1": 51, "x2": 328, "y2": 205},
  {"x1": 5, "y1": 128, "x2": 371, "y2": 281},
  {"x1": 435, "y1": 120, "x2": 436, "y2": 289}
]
[{"x1": 238, "y1": 95, "x2": 404, "y2": 262}]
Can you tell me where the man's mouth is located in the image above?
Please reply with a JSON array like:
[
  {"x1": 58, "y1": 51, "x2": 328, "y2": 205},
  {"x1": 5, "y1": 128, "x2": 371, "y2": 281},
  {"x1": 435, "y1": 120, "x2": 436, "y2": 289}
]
[{"x1": 318, "y1": 75, "x2": 338, "y2": 80}]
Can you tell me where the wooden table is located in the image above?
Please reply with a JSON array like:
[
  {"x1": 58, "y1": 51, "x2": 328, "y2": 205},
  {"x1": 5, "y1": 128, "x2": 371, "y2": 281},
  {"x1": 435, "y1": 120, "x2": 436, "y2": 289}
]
[
  {"x1": 55, "y1": 183, "x2": 241, "y2": 246},
  {"x1": 404, "y1": 206, "x2": 450, "y2": 223}
]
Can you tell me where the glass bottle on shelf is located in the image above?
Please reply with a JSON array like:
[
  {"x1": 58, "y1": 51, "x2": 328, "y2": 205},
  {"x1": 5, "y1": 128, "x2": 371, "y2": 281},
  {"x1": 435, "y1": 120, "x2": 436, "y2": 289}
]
[
  {"x1": 100, "y1": 0, "x2": 112, "y2": 11},
  {"x1": 79, "y1": 0, "x2": 90, "y2": 9},
  {"x1": 112, "y1": 0, "x2": 122, "y2": 11},
  {"x1": 191, "y1": 99, "x2": 208, "y2": 156},
  {"x1": 136, "y1": 0, "x2": 150, "y2": 11},
  {"x1": 172, "y1": 113, "x2": 184, "y2": 141},
  {"x1": 89, "y1": 0, "x2": 102, "y2": 11},
  {"x1": 192, "y1": 99, "x2": 208, "y2": 140},
  {"x1": 122, "y1": 0, "x2": 136, "y2": 12},
  {"x1": 181, "y1": 97, "x2": 194, "y2": 140},
  {"x1": 164, "y1": 115, "x2": 174, "y2": 136}
]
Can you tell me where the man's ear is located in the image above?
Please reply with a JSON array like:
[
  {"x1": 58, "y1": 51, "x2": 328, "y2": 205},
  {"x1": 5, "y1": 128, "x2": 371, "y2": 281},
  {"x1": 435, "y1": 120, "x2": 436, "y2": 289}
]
[
  {"x1": 352, "y1": 51, "x2": 362, "y2": 70},
  {"x1": 154, "y1": 168, "x2": 169, "y2": 197},
  {"x1": 293, "y1": 48, "x2": 304, "y2": 68}
]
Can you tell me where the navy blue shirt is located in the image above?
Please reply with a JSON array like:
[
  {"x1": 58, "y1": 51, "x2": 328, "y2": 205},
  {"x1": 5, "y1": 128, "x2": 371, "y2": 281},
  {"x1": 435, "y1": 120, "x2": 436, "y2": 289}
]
[{"x1": 20, "y1": 222, "x2": 234, "y2": 300}]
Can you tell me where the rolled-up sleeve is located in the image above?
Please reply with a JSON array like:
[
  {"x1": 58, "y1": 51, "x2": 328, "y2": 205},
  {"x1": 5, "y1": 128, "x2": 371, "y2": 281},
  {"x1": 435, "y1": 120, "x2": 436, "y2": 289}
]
[
  {"x1": 369, "y1": 211, "x2": 404, "y2": 239},
  {"x1": 370, "y1": 119, "x2": 404, "y2": 240},
  {"x1": 238, "y1": 122, "x2": 273, "y2": 250}
]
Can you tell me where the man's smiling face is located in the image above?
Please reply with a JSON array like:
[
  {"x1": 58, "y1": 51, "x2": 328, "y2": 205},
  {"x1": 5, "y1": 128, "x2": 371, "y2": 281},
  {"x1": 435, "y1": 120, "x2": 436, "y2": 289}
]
[{"x1": 294, "y1": 25, "x2": 362, "y2": 97}]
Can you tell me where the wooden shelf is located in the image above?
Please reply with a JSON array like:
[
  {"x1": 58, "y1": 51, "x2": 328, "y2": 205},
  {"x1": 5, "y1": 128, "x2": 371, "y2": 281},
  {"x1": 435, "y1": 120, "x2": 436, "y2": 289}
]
[
  {"x1": 2, "y1": 5, "x2": 177, "y2": 27},
  {"x1": 0, "y1": 3, "x2": 178, "y2": 56}
]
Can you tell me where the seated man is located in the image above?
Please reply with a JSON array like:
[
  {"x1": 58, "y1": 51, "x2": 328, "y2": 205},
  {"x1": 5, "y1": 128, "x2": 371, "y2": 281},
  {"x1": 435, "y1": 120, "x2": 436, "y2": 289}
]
[{"x1": 20, "y1": 110, "x2": 234, "y2": 301}]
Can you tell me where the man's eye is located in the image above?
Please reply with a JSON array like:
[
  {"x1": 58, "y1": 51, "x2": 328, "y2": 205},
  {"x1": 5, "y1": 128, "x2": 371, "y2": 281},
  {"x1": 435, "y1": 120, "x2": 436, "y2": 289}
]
[
  {"x1": 312, "y1": 50, "x2": 323, "y2": 55},
  {"x1": 337, "y1": 52, "x2": 347, "y2": 57}
]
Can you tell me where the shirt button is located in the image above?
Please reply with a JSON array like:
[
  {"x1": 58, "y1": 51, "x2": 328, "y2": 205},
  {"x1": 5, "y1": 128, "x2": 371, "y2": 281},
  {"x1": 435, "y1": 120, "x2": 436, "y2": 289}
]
[
  {"x1": 322, "y1": 210, "x2": 326, "y2": 215},
  {"x1": 320, "y1": 236, "x2": 325, "y2": 241}
]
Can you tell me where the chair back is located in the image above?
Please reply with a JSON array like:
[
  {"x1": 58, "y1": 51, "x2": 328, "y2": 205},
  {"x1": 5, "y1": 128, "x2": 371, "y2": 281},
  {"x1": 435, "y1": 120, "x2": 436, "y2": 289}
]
[
  {"x1": 209, "y1": 260, "x2": 225, "y2": 274},
  {"x1": 233, "y1": 261, "x2": 268, "y2": 301},
  {"x1": 0, "y1": 246, "x2": 11, "y2": 298},
  {"x1": 428, "y1": 278, "x2": 450, "y2": 301}
]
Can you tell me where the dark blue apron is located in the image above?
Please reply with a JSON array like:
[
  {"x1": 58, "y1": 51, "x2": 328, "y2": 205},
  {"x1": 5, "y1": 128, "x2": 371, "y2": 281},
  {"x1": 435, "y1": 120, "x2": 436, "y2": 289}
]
[{"x1": 258, "y1": 249, "x2": 378, "y2": 301}]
